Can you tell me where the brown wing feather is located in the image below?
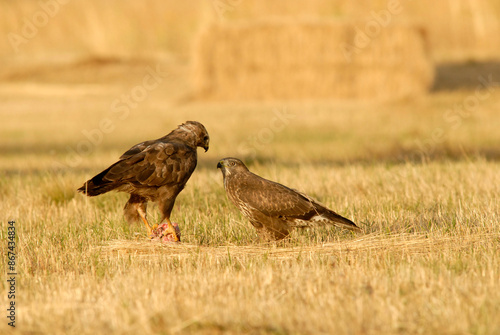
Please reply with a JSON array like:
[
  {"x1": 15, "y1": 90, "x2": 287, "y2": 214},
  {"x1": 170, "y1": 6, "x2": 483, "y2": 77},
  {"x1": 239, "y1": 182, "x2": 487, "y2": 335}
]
[
  {"x1": 106, "y1": 142, "x2": 196, "y2": 188},
  {"x1": 231, "y1": 173, "x2": 317, "y2": 219},
  {"x1": 230, "y1": 171, "x2": 359, "y2": 231},
  {"x1": 119, "y1": 139, "x2": 158, "y2": 160},
  {"x1": 78, "y1": 141, "x2": 196, "y2": 196}
]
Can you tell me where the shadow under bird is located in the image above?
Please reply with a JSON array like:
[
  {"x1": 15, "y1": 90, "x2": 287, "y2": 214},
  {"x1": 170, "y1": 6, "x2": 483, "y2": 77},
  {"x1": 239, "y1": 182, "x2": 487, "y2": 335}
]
[
  {"x1": 217, "y1": 157, "x2": 361, "y2": 240},
  {"x1": 78, "y1": 121, "x2": 210, "y2": 241}
]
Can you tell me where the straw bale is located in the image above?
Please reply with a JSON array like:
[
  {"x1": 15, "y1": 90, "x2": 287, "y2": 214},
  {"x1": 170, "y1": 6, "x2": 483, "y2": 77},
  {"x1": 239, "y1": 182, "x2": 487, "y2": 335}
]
[
  {"x1": 192, "y1": 19, "x2": 434, "y2": 101},
  {"x1": 340, "y1": 0, "x2": 500, "y2": 61}
]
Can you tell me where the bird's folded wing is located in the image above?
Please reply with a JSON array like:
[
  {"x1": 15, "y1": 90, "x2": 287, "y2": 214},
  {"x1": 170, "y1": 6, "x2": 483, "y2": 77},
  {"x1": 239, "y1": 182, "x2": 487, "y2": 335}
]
[
  {"x1": 119, "y1": 140, "x2": 158, "y2": 159},
  {"x1": 235, "y1": 178, "x2": 318, "y2": 219},
  {"x1": 104, "y1": 142, "x2": 196, "y2": 187}
]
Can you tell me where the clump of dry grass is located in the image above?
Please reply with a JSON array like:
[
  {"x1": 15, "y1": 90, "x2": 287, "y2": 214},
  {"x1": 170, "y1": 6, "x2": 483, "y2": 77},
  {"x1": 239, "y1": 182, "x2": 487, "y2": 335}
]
[{"x1": 193, "y1": 19, "x2": 433, "y2": 101}]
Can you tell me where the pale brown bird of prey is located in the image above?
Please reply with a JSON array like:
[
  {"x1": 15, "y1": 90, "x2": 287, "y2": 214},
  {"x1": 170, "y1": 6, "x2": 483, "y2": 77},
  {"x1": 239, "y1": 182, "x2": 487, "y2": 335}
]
[
  {"x1": 78, "y1": 121, "x2": 209, "y2": 241},
  {"x1": 217, "y1": 157, "x2": 360, "y2": 240}
]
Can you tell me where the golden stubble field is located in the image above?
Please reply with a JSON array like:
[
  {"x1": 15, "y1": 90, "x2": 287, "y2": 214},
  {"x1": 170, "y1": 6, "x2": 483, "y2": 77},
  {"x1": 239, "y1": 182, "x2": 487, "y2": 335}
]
[
  {"x1": 0, "y1": 59, "x2": 499, "y2": 334},
  {"x1": 1, "y1": 1, "x2": 500, "y2": 334}
]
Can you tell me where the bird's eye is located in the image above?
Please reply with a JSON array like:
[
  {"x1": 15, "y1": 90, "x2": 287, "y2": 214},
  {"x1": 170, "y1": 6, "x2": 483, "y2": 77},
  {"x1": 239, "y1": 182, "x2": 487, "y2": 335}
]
[{"x1": 230, "y1": 161, "x2": 235, "y2": 166}]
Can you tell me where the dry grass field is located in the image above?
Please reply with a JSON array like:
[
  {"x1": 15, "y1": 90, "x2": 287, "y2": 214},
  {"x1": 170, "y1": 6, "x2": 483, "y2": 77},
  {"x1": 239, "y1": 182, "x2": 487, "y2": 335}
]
[{"x1": 1, "y1": 1, "x2": 500, "y2": 334}]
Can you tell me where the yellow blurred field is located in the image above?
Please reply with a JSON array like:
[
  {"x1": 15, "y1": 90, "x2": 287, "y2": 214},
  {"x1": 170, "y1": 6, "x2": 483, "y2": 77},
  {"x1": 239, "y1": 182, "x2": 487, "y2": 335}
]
[{"x1": 1, "y1": 1, "x2": 500, "y2": 334}]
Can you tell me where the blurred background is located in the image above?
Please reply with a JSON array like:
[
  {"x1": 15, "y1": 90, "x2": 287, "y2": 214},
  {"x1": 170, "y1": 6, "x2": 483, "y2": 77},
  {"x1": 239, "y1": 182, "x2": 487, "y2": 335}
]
[{"x1": 1, "y1": 0, "x2": 500, "y2": 171}]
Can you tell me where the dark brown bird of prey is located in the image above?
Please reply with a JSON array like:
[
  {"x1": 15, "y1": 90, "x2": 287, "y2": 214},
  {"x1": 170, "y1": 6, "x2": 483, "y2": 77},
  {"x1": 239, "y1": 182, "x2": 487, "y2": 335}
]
[
  {"x1": 78, "y1": 121, "x2": 209, "y2": 241},
  {"x1": 217, "y1": 157, "x2": 360, "y2": 240}
]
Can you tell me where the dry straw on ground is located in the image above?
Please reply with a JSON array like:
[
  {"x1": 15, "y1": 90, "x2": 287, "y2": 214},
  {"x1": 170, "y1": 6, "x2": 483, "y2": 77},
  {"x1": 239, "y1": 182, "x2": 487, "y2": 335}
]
[
  {"x1": 96, "y1": 232, "x2": 498, "y2": 260},
  {"x1": 193, "y1": 19, "x2": 433, "y2": 101}
]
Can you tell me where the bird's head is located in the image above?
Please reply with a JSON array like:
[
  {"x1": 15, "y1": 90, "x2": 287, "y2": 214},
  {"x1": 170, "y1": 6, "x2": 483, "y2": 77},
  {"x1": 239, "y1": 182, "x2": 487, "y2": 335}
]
[
  {"x1": 217, "y1": 157, "x2": 249, "y2": 177},
  {"x1": 178, "y1": 121, "x2": 210, "y2": 152}
]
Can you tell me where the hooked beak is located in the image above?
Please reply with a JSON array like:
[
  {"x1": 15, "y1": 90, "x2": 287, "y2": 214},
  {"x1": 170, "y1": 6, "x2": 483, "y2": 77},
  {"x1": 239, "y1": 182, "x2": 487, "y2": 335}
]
[
  {"x1": 217, "y1": 161, "x2": 223, "y2": 169},
  {"x1": 204, "y1": 144, "x2": 209, "y2": 152}
]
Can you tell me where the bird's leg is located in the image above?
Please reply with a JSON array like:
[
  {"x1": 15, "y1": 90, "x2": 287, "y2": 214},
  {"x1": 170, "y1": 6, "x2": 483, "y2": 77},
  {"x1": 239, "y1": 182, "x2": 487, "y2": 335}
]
[
  {"x1": 136, "y1": 206, "x2": 154, "y2": 238},
  {"x1": 159, "y1": 217, "x2": 180, "y2": 242}
]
